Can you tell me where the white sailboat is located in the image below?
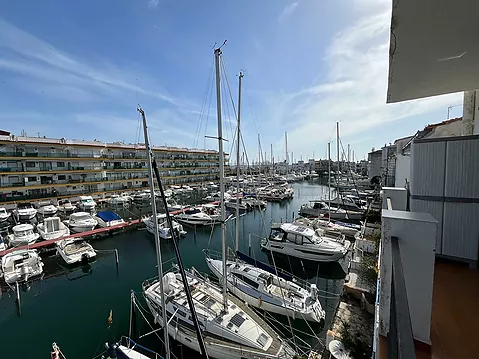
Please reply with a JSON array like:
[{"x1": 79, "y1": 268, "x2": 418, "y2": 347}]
[
  {"x1": 141, "y1": 47, "x2": 295, "y2": 359},
  {"x1": 206, "y1": 72, "x2": 324, "y2": 323}
]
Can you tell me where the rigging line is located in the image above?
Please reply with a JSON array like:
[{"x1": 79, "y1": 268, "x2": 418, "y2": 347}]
[
  {"x1": 203, "y1": 70, "x2": 214, "y2": 150},
  {"x1": 194, "y1": 58, "x2": 215, "y2": 149},
  {"x1": 247, "y1": 94, "x2": 260, "y2": 137},
  {"x1": 219, "y1": 61, "x2": 235, "y2": 156},
  {"x1": 131, "y1": 295, "x2": 180, "y2": 359}
]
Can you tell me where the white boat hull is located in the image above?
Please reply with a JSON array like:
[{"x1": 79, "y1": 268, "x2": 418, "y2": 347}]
[
  {"x1": 205, "y1": 258, "x2": 322, "y2": 322},
  {"x1": 68, "y1": 224, "x2": 97, "y2": 233},
  {"x1": 146, "y1": 302, "x2": 293, "y2": 359},
  {"x1": 261, "y1": 241, "x2": 346, "y2": 262},
  {"x1": 7, "y1": 233, "x2": 40, "y2": 247}
]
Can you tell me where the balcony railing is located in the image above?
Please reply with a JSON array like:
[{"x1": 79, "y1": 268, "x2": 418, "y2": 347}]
[
  {"x1": 388, "y1": 236, "x2": 416, "y2": 359},
  {"x1": 0, "y1": 151, "x2": 222, "y2": 161}
]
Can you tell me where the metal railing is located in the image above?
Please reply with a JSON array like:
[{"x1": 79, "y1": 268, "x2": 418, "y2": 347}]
[{"x1": 388, "y1": 236, "x2": 416, "y2": 359}]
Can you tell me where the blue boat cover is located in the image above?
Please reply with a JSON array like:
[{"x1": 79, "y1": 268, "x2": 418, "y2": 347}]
[
  {"x1": 236, "y1": 251, "x2": 293, "y2": 282},
  {"x1": 97, "y1": 210, "x2": 121, "y2": 222}
]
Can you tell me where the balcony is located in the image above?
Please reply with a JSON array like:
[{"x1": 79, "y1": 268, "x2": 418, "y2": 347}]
[{"x1": 376, "y1": 188, "x2": 479, "y2": 359}]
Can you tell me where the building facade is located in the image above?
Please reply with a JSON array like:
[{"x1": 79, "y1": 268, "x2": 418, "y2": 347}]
[{"x1": 0, "y1": 133, "x2": 225, "y2": 203}]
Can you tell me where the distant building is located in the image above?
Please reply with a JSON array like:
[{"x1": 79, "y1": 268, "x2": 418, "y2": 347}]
[
  {"x1": 394, "y1": 117, "x2": 463, "y2": 187},
  {"x1": 367, "y1": 149, "x2": 382, "y2": 181},
  {"x1": 0, "y1": 132, "x2": 225, "y2": 204}
]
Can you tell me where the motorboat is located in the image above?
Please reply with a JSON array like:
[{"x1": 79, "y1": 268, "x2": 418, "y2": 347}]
[
  {"x1": 0, "y1": 234, "x2": 6, "y2": 251},
  {"x1": 95, "y1": 210, "x2": 125, "y2": 228},
  {"x1": 56, "y1": 238, "x2": 96, "y2": 265},
  {"x1": 242, "y1": 197, "x2": 267, "y2": 209},
  {"x1": 142, "y1": 213, "x2": 186, "y2": 240},
  {"x1": 104, "y1": 337, "x2": 163, "y2": 359},
  {"x1": 294, "y1": 217, "x2": 360, "y2": 238},
  {"x1": 65, "y1": 212, "x2": 98, "y2": 233},
  {"x1": 0, "y1": 207, "x2": 11, "y2": 222},
  {"x1": 7, "y1": 223, "x2": 40, "y2": 247},
  {"x1": 36, "y1": 201, "x2": 58, "y2": 216},
  {"x1": 143, "y1": 267, "x2": 295, "y2": 359},
  {"x1": 166, "y1": 199, "x2": 187, "y2": 212},
  {"x1": 261, "y1": 223, "x2": 350, "y2": 262},
  {"x1": 56, "y1": 199, "x2": 76, "y2": 213},
  {"x1": 299, "y1": 201, "x2": 363, "y2": 221},
  {"x1": 1, "y1": 249, "x2": 44, "y2": 284},
  {"x1": 37, "y1": 216, "x2": 70, "y2": 240},
  {"x1": 205, "y1": 252, "x2": 325, "y2": 322},
  {"x1": 132, "y1": 190, "x2": 151, "y2": 202},
  {"x1": 107, "y1": 194, "x2": 129, "y2": 206},
  {"x1": 77, "y1": 196, "x2": 97, "y2": 211},
  {"x1": 174, "y1": 206, "x2": 218, "y2": 226},
  {"x1": 225, "y1": 198, "x2": 251, "y2": 212},
  {"x1": 120, "y1": 192, "x2": 133, "y2": 202},
  {"x1": 13, "y1": 202, "x2": 37, "y2": 221}
]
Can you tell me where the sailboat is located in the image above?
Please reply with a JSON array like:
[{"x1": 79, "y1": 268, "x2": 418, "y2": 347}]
[
  {"x1": 141, "y1": 47, "x2": 295, "y2": 359},
  {"x1": 205, "y1": 71, "x2": 325, "y2": 323}
]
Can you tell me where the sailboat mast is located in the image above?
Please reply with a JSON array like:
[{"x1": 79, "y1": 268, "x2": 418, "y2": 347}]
[
  {"x1": 270, "y1": 144, "x2": 273, "y2": 176},
  {"x1": 336, "y1": 122, "x2": 340, "y2": 175},
  {"x1": 235, "y1": 71, "x2": 243, "y2": 252},
  {"x1": 139, "y1": 108, "x2": 170, "y2": 359},
  {"x1": 328, "y1": 142, "x2": 331, "y2": 221},
  {"x1": 214, "y1": 47, "x2": 228, "y2": 312}
]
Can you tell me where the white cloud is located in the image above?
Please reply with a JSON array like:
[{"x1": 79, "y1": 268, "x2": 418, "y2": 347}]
[
  {"x1": 0, "y1": 18, "x2": 178, "y2": 105},
  {"x1": 267, "y1": 0, "x2": 462, "y2": 158},
  {"x1": 148, "y1": 0, "x2": 159, "y2": 9},
  {"x1": 279, "y1": 2, "x2": 299, "y2": 23}
]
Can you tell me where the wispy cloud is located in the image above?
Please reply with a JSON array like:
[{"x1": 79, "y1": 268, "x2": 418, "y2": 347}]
[
  {"x1": 148, "y1": 0, "x2": 159, "y2": 9},
  {"x1": 266, "y1": 0, "x2": 462, "y2": 157},
  {"x1": 278, "y1": 2, "x2": 299, "y2": 23},
  {"x1": 0, "y1": 18, "x2": 178, "y2": 105}
]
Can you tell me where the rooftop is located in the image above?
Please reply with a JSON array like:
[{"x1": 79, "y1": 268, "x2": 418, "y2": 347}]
[{"x1": 0, "y1": 133, "x2": 219, "y2": 154}]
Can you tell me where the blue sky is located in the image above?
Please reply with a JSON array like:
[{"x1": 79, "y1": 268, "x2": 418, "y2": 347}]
[{"x1": 0, "y1": 0, "x2": 463, "y2": 162}]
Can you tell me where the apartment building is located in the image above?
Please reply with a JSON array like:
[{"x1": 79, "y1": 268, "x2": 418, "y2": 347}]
[{"x1": 0, "y1": 132, "x2": 226, "y2": 203}]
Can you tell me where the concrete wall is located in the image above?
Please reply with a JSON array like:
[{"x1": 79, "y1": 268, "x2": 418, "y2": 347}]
[
  {"x1": 368, "y1": 150, "x2": 382, "y2": 180},
  {"x1": 379, "y1": 210, "x2": 437, "y2": 345},
  {"x1": 394, "y1": 153, "x2": 411, "y2": 188}
]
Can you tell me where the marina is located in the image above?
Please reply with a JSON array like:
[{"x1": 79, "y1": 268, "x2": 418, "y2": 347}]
[{"x1": 0, "y1": 180, "x2": 355, "y2": 358}]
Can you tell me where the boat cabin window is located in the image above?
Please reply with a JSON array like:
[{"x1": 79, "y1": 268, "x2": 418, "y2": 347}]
[
  {"x1": 286, "y1": 233, "x2": 303, "y2": 245},
  {"x1": 14, "y1": 229, "x2": 32, "y2": 236},
  {"x1": 270, "y1": 229, "x2": 285, "y2": 240},
  {"x1": 184, "y1": 208, "x2": 201, "y2": 215}
]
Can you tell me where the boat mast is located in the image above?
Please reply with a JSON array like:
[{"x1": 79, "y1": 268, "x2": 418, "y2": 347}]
[
  {"x1": 257, "y1": 134, "x2": 261, "y2": 176},
  {"x1": 328, "y1": 142, "x2": 331, "y2": 221},
  {"x1": 214, "y1": 47, "x2": 228, "y2": 312},
  {"x1": 139, "y1": 107, "x2": 170, "y2": 359},
  {"x1": 235, "y1": 71, "x2": 243, "y2": 252},
  {"x1": 270, "y1": 144, "x2": 273, "y2": 177},
  {"x1": 285, "y1": 132, "x2": 288, "y2": 173},
  {"x1": 336, "y1": 122, "x2": 340, "y2": 176}
]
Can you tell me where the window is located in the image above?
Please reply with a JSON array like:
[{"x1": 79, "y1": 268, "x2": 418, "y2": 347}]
[
  {"x1": 57, "y1": 162, "x2": 65, "y2": 167},
  {"x1": 233, "y1": 273, "x2": 259, "y2": 289},
  {"x1": 26, "y1": 162, "x2": 36, "y2": 168},
  {"x1": 58, "y1": 175, "x2": 66, "y2": 180},
  {"x1": 27, "y1": 176, "x2": 37, "y2": 182}
]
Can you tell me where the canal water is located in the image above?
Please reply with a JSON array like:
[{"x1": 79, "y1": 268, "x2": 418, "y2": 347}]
[{"x1": 0, "y1": 180, "x2": 347, "y2": 358}]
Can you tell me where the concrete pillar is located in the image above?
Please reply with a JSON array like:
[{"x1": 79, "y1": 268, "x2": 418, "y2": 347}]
[
  {"x1": 382, "y1": 187, "x2": 407, "y2": 211},
  {"x1": 462, "y1": 90, "x2": 476, "y2": 135}
]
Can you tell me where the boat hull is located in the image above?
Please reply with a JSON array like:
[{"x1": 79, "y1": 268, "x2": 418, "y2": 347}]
[
  {"x1": 205, "y1": 258, "x2": 321, "y2": 322},
  {"x1": 261, "y1": 241, "x2": 346, "y2": 262},
  {"x1": 145, "y1": 299, "x2": 294, "y2": 359}
]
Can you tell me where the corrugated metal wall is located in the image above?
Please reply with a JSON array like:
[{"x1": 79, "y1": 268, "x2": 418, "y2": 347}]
[{"x1": 410, "y1": 135, "x2": 479, "y2": 263}]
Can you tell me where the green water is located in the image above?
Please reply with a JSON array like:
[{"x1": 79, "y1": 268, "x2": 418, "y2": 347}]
[{"x1": 0, "y1": 181, "x2": 347, "y2": 358}]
